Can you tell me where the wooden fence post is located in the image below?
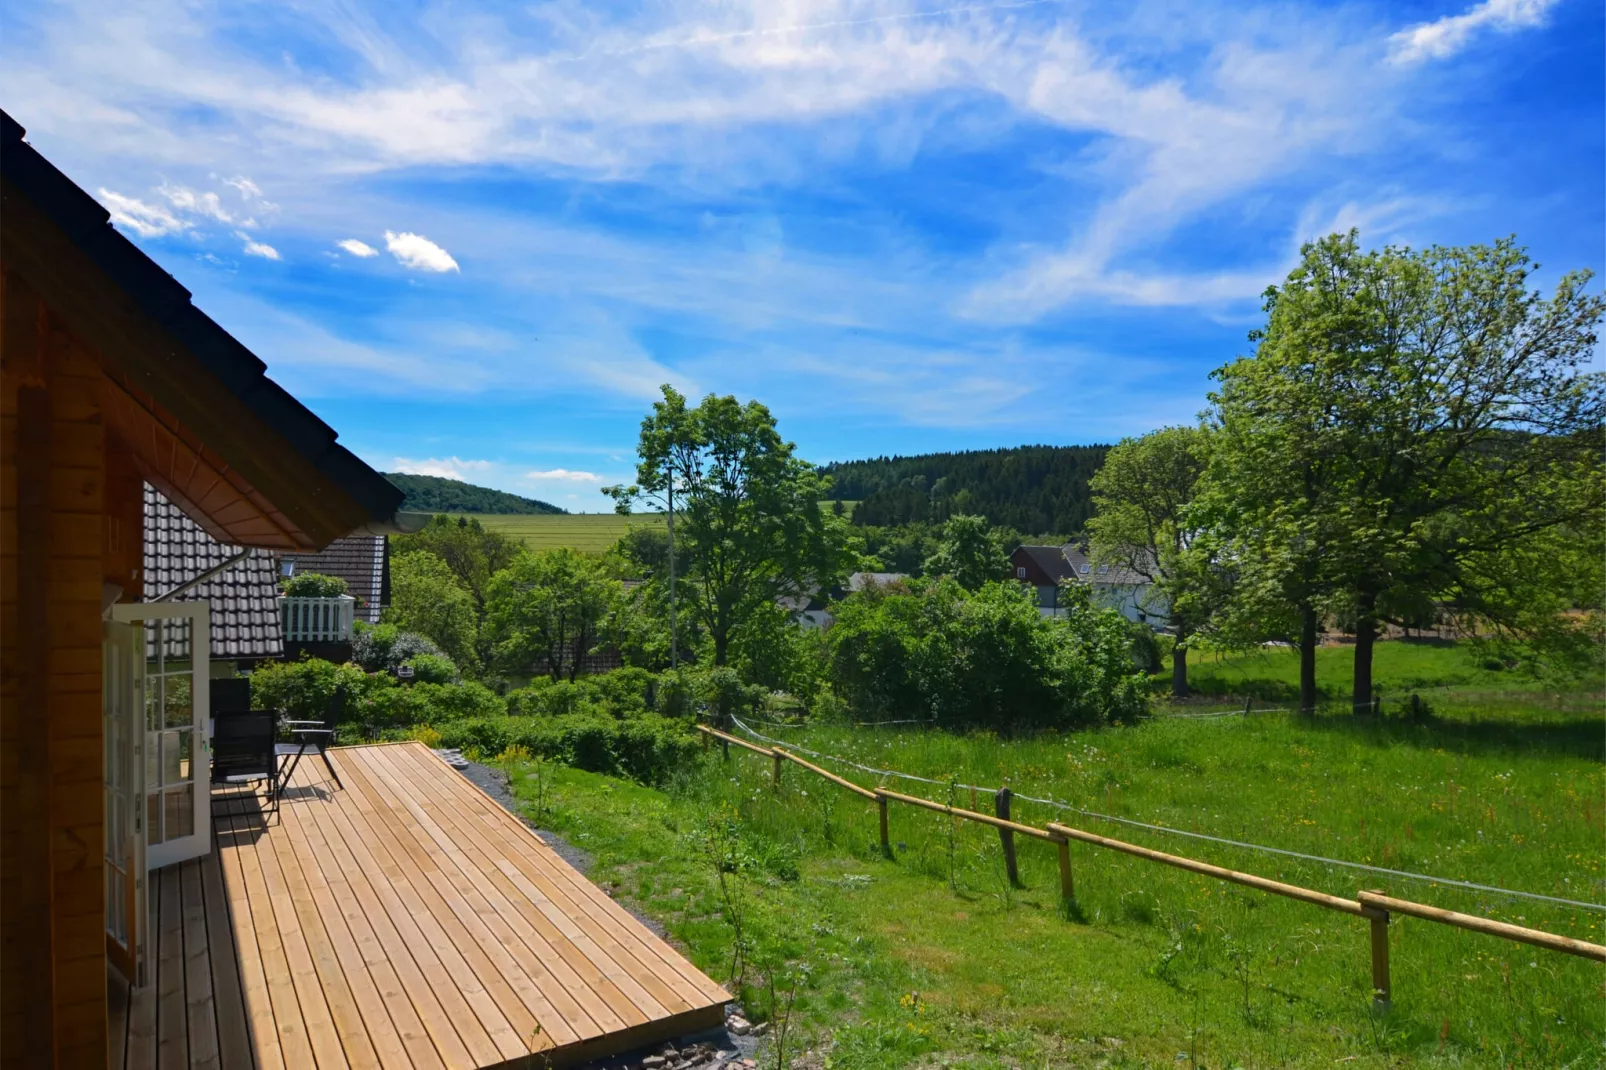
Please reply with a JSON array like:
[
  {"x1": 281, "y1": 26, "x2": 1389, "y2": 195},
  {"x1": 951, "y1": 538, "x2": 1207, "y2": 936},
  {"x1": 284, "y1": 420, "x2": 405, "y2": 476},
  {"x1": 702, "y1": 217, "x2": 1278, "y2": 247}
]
[
  {"x1": 1369, "y1": 905, "x2": 1391, "y2": 1009},
  {"x1": 1243, "y1": 698, "x2": 1252, "y2": 717},
  {"x1": 1057, "y1": 839, "x2": 1074, "y2": 901},
  {"x1": 878, "y1": 793, "x2": 891, "y2": 857},
  {"x1": 995, "y1": 788, "x2": 1019, "y2": 887},
  {"x1": 721, "y1": 734, "x2": 730, "y2": 761},
  {"x1": 772, "y1": 751, "x2": 782, "y2": 791}
]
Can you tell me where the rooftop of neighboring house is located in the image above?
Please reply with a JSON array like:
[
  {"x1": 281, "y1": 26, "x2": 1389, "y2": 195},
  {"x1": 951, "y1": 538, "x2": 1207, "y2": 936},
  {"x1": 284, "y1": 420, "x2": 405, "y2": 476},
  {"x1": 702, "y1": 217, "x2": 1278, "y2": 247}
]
[
  {"x1": 848, "y1": 571, "x2": 908, "y2": 590},
  {"x1": 143, "y1": 485, "x2": 285, "y2": 659},
  {"x1": 1012, "y1": 544, "x2": 1079, "y2": 586},
  {"x1": 280, "y1": 536, "x2": 390, "y2": 623},
  {"x1": 1060, "y1": 544, "x2": 1153, "y2": 586}
]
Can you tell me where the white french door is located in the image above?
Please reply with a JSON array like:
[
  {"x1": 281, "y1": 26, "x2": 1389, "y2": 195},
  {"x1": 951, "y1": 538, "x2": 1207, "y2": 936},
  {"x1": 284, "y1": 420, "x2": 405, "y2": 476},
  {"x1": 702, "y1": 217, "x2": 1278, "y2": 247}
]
[
  {"x1": 103, "y1": 618, "x2": 145, "y2": 984},
  {"x1": 110, "y1": 602, "x2": 211, "y2": 871}
]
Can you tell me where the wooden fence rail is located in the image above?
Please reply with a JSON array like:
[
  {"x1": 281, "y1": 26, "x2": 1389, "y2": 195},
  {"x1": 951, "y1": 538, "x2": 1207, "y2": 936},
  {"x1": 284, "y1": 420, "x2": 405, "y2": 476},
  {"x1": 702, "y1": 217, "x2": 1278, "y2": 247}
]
[{"x1": 694, "y1": 723, "x2": 1606, "y2": 1008}]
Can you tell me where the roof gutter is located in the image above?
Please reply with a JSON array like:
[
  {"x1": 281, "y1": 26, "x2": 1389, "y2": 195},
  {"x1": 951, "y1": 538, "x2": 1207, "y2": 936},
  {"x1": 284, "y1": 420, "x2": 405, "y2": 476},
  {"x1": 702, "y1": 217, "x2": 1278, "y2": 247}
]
[{"x1": 149, "y1": 549, "x2": 252, "y2": 603}]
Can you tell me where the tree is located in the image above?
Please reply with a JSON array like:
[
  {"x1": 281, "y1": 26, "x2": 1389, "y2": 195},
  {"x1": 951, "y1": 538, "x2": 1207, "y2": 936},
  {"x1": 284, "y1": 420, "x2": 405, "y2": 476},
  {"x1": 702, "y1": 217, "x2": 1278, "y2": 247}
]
[
  {"x1": 1210, "y1": 232, "x2": 1604, "y2": 712},
  {"x1": 826, "y1": 578, "x2": 1147, "y2": 729},
  {"x1": 607, "y1": 386, "x2": 857, "y2": 670},
  {"x1": 485, "y1": 548, "x2": 624, "y2": 682},
  {"x1": 921, "y1": 514, "x2": 1011, "y2": 590},
  {"x1": 383, "y1": 550, "x2": 479, "y2": 673},
  {"x1": 392, "y1": 515, "x2": 521, "y2": 665},
  {"x1": 1086, "y1": 426, "x2": 1221, "y2": 698}
]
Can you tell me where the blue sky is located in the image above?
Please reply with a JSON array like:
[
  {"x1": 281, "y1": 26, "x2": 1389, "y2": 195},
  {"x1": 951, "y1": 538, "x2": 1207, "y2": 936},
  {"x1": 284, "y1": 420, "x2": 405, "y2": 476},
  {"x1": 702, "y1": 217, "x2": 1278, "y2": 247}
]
[{"x1": 5, "y1": 0, "x2": 1601, "y2": 510}]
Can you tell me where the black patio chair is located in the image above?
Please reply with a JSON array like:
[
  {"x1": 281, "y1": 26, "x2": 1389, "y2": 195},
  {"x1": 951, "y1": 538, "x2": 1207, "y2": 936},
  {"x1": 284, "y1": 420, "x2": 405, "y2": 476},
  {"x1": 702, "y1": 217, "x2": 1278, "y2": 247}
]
[
  {"x1": 276, "y1": 683, "x2": 347, "y2": 791},
  {"x1": 211, "y1": 709, "x2": 279, "y2": 822}
]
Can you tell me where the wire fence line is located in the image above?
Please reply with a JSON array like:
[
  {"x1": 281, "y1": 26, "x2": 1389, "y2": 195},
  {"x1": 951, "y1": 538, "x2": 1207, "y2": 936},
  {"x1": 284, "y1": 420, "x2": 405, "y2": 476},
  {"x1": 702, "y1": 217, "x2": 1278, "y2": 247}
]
[{"x1": 726, "y1": 715, "x2": 1606, "y2": 915}]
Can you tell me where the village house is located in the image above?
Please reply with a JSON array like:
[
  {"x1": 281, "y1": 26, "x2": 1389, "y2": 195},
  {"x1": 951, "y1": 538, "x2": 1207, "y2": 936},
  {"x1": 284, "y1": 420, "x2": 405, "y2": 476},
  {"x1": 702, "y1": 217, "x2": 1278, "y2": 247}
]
[{"x1": 1010, "y1": 542, "x2": 1167, "y2": 627}]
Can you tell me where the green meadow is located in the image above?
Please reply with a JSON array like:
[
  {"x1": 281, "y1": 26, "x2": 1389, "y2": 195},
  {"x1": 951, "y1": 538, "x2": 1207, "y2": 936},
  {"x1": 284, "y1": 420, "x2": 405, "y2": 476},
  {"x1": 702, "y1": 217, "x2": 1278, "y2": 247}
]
[
  {"x1": 503, "y1": 643, "x2": 1604, "y2": 1068},
  {"x1": 464, "y1": 512, "x2": 666, "y2": 554}
]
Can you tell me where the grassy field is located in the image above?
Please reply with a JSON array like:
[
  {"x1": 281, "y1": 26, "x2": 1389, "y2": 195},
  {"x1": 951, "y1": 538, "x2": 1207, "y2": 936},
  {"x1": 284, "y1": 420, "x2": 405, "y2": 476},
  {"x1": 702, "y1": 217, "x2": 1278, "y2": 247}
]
[
  {"x1": 467, "y1": 502, "x2": 856, "y2": 555},
  {"x1": 465, "y1": 512, "x2": 665, "y2": 554},
  {"x1": 501, "y1": 645, "x2": 1603, "y2": 1068}
]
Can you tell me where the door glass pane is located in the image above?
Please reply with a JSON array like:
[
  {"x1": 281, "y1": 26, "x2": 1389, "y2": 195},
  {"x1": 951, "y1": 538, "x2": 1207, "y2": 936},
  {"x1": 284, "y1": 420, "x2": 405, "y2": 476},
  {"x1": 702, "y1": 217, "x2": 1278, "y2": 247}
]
[
  {"x1": 164, "y1": 619, "x2": 192, "y2": 673},
  {"x1": 164, "y1": 787, "x2": 194, "y2": 841},
  {"x1": 161, "y1": 729, "x2": 185, "y2": 786},
  {"x1": 145, "y1": 675, "x2": 162, "y2": 731},
  {"x1": 147, "y1": 792, "x2": 163, "y2": 846},
  {"x1": 164, "y1": 675, "x2": 191, "y2": 728}
]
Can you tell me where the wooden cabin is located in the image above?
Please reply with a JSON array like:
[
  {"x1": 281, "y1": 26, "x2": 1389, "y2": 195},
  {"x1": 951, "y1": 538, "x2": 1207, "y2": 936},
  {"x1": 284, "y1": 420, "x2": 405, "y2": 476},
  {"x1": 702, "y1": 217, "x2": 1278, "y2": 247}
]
[{"x1": 0, "y1": 110, "x2": 408, "y2": 1068}]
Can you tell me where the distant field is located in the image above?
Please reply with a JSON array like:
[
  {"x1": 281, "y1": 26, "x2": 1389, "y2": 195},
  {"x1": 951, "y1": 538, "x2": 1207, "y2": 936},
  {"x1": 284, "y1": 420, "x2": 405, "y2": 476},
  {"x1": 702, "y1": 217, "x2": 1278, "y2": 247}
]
[
  {"x1": 467, "y1": 502, "x2": 855, "y2": 554},
  {"x1": 464, "y1": 512, "x2": 665, "y2": 554}
]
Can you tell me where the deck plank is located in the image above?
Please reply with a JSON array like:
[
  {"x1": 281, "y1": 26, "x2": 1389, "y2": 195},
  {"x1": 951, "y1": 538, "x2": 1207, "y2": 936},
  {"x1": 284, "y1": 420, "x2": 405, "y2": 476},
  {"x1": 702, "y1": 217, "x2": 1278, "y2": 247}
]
[
  {"x1": 109, "y1": 964, "x2": 130, "y2": 1070},
  {"x1": 392, "y1": 745, "x2": 728, "y2": 1007},
  {"x1": 156, "y1": 866, "x2": 188, "y2": 1070},
  {"x1": 275, "y1": 787, "x2": 421, "y2": 1070},
  {"x1": 260, "y1": 789, "x2": 386, "y2": 1069},
  {"x1": 363, "y1": 746, "x2": 651, "y2": 1031},
  {"x1": 292, "y1": 785, "x2": 469, "y2": 1070},
  {"x1": 224, "y1": 813, "x2": 318, "y2": 1067},
  {"x1": 120, "y1": 742, "x2": 726, "y2": 1070},
  {"x1": 214, "y1": 818, "x2": 286, "y2": 1070},
  {"x1": 178, "y1": 861, "x2": 221, "y2": 1070},
  {"x1": 331, "y1": 754, "x2": 541, "y2": 1063},
  {"x1": 198, "y1": 844, "x2": 255, "y2": 1070},
  {"x1": 308, "y1": 765, "x2": 511, "y2": 1068},
  {"x1": 353, "y1": 746, "x2": 613, "y2": 1042},
  {"x1": 387, "y1": 745, "x2": 723, "y2": 1010}
]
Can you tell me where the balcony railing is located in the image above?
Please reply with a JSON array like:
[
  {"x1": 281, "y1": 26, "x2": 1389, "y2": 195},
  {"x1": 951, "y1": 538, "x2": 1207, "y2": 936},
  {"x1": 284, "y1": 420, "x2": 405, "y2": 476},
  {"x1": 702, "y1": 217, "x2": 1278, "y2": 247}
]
[{"x1": 281, "y1": 595, "x2": 356, "y2": 642}]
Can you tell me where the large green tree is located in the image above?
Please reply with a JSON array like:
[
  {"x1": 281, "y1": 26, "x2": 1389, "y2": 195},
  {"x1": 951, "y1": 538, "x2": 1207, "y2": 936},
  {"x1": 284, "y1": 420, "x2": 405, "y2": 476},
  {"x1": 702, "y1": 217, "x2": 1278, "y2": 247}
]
[
  {"x1": 607, "y1": 386, "x2": 856, "y2": 669},
  {"x1": 391, "y1": 514, "x2": 521, "y2": 667},
  {"x1": 1210, "y1": 232, "x2": 1604, "y2": 711},
  {"x1": 1086, "y1": 426, "x2": 1221, "y2": 698},
  {"x1": 921, "y1": 514, "x2": 1011, "y2": 590},
  {"x1": 383, "y1": 550, "x2": 479, "y2": 673},
  {"x1": 485, "y1": 548, "x2": 624, "y2": 682}
]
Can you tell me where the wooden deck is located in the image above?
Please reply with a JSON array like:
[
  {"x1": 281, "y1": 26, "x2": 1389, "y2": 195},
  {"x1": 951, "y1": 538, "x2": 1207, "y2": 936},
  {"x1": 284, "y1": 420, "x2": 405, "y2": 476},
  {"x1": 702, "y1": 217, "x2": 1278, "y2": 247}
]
[{"x1": 109, "y1": 741, "x2": 730, "y2": 1069}]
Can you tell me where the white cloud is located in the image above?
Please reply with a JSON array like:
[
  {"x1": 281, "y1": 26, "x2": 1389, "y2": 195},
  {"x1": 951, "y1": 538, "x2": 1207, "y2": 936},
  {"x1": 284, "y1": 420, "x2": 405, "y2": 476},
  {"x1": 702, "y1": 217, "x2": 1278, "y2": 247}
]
[
  {"x1": 391, "y1": 456, "x2": 495, "y2": 481},
  {"x1": 525, "y1": 468, "x2": 603, "y2": 482},
  {"x1": 99, "y1": 188, "x2": 184, "y2": 237},
  {"x1": 384, "y1": 230, "x2": 459, "y2": 272},
  {"x1": 1389, "y1": 0, "x2": 1557, "y2": 65},
  {"x1": 159, "y1": 183, "x2": 233, "y2": 223},
  {"x1": 238, "y1": 233, "x2": 281, "y2": 259},
  {"x1": 337, "y1": 238, "x2": 379, "y2": 257},
  {"x1": 224, "y1": 175, "x2": 263, "y2": 199}
]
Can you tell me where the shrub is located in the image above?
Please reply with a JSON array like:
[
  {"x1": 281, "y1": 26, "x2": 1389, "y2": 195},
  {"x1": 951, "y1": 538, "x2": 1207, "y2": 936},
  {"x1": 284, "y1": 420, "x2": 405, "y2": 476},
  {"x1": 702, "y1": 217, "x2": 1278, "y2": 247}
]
[
  {"x1": 827, "y1": 578, "x2": 1148, "y2": 730},
  {"x1": 281, "y1": 572, "x2": 349, "y2": 598},
  {"x1": 250, "y1": 657, "x2": 380, "y2": 721},
  {"x1": 404, "y1": 652, "x2": 459, "y2": 684},
  {"x1": 352, "y1": 623, "x2": 445, "y2": 674},
  {"x1": 433, "y1": 712, "x2": 699, "y2": 784}
]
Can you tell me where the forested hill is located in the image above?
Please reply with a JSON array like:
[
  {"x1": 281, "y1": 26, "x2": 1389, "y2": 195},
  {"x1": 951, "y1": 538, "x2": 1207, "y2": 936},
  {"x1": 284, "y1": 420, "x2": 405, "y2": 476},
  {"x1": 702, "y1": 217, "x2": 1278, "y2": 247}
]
[
  {"x1": 822, "y1": 445, "x2": 1110, "y2": 534},
  {"x1": 384, "y1": 473, "x2": 565, "y2": 515}
]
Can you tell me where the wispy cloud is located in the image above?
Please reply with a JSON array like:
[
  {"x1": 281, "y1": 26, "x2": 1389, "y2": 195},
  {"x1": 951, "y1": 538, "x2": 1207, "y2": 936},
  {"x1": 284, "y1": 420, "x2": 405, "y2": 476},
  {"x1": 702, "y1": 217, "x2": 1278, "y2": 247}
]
[
  {"x1": 1389, "y1": 0, "x2": 1558, "y2": 65},
  {"x1": 391, "y1": 456, "x2": 495, "y2": 480},
  {"x1": 99, "y1": 188, "x2": 184, "y2": 237},
  {"x1": 525, "y1": 468, "x2": 602, "y2": 482},
  {"x1": 337, "y1": 238, "x2": 379, "y2": 257},
  {"x1": 238, "y1": 233, "x2": 280, "y2": 259},
  {"x1": 384, "y1": 230, "x2": 459, "y2": 272},
  {"x1": 160, "y1": 183, "x2": 233, "y2": 223}
]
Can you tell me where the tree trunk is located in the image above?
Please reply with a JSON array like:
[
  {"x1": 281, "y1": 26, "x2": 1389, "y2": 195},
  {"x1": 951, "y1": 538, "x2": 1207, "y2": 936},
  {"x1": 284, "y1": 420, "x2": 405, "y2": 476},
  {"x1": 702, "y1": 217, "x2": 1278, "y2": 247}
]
[
  {"x1": 1171, "y1": 642, "x2": 1189, "y2": 699},
  {"x1": 1299, "y1": 605, "x2": 1318, "y2": 716},
  {"x1": 1352, "y1": 593, "x2": 1377, "y2": 716}
]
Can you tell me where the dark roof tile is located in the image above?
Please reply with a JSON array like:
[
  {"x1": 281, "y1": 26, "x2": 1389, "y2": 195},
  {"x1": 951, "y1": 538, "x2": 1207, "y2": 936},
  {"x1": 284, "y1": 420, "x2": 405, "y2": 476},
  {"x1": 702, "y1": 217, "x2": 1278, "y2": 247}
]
[{"x1": 144, "y1": 485, "x2": 285, "y2": 658}]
